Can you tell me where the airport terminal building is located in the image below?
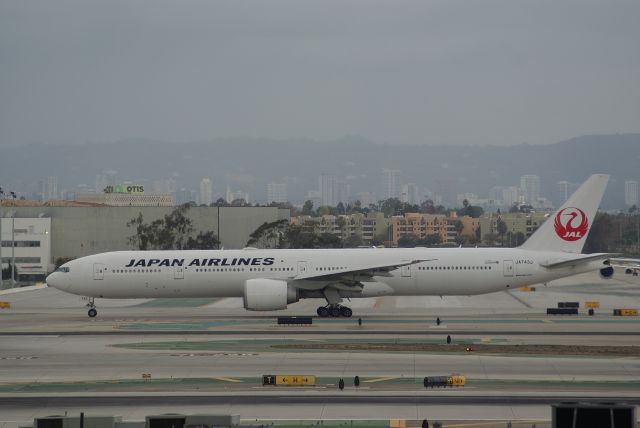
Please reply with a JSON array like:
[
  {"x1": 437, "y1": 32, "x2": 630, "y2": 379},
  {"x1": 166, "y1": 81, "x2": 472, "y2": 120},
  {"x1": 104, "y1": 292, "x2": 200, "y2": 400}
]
[{"x1": 0, "y1": 217, "x2": 52, "y2": 284}]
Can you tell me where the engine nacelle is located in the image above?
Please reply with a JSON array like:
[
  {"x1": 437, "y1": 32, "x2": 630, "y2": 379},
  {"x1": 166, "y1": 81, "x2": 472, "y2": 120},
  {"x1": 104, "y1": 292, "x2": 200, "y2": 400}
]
[
  {"x1": 243, "y1": 278, "x2": 299, "y2": 311},
  {"x1": 600, "y1": 266, "x2": 614, "y2": 279}
]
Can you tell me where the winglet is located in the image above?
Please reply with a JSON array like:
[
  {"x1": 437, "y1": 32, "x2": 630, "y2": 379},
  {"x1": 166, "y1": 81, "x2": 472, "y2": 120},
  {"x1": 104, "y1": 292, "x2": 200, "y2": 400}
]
[{"x1": 519, "y1": 174, "x2": 609, "y2": 253}]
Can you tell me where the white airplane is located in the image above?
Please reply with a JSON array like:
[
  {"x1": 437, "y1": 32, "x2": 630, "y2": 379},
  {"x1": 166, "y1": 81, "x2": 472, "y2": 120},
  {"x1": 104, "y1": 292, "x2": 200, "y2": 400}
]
[{"x1": 47, "y1": 174, "x2": 613, "y2": 318}]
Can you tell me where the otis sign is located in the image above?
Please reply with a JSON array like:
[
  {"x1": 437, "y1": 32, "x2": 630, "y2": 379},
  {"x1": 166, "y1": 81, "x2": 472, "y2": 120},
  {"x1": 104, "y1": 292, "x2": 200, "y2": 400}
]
[{"x1": 554, "y1": 207, "x2": 589, "y2": 241}]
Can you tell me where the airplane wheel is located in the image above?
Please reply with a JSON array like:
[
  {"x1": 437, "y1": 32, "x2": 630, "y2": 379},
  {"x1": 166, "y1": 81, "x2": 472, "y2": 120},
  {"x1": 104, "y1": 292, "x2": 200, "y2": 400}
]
[
  {"x1": 340, "y1": 307, "x2": 353, "y2": 318},
  {"x1": 88, "y1": 308, "x2": 97, "y2": 318},
  {"x1": 330, "y1": 307, "x2": 341, "y2": 317},
  {"x1": 317, "y1": 306, "x2": 329, "y2": 317}
]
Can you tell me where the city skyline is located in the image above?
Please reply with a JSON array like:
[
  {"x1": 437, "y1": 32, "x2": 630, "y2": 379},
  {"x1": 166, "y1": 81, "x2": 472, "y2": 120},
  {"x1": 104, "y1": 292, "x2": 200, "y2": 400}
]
[
  {"x1": 1, "y1": 133, "x2": 638, "y2": 210},
  {"x1": 5, "y1": 170, "x2": 638, "y2": 213}
]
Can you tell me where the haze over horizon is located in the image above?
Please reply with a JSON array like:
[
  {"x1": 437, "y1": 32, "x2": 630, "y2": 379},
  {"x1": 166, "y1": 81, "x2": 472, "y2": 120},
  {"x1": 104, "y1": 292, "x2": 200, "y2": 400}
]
[{"x1": 1, "y1": 1, "x2": 639, "y2": 147}]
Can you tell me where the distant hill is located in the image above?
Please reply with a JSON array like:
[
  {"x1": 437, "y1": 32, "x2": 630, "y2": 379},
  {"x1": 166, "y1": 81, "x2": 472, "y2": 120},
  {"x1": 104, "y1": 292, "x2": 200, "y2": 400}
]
[{"x1": 1, "y1": 134, "x2": 638, "y2": 208}]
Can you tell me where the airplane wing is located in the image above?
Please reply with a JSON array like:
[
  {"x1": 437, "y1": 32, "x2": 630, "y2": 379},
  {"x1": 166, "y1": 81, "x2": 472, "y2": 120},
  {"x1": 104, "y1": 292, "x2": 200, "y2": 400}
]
[
  {"x1": 293, "y1": 258, "x2": 436, "y2": 281},
  {"x1": 540, "y1": 253, "x2": 617, "y2": 269}
]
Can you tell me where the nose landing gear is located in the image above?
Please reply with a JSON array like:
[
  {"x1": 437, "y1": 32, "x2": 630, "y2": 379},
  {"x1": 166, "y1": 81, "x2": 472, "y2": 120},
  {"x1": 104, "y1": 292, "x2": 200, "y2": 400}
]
[
  {"x1": 86, "y1": 298, "x2": 97, "y2": 318},
  {"x1": 316, "y1": 304, "x2": 353, "y2": 318}
]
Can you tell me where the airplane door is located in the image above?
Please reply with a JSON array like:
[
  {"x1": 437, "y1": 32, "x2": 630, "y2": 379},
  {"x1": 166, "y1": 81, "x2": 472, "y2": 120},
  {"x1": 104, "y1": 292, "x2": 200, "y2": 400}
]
[
  {"x1": 297, "y1": 261, "x2": 308, "y2": 276},
  {"x1": 93, "y1": 263, "x2": 104, "y2": 280},
  {"x1": 174, "y1": 265, "x2": 184, "y2": 280},
  {"x1": 503, "y1": 260, "x2": 514, "y2": 277},
  {"x1": 401, "y1": 264, "x2": 411, "y2": 277}
]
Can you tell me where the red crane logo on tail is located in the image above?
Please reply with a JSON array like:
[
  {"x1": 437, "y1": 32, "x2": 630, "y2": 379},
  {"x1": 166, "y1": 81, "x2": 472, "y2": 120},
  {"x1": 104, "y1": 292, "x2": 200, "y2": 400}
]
[{"x1": 554, "y1": 207, "x2": 589, "y2": 241}]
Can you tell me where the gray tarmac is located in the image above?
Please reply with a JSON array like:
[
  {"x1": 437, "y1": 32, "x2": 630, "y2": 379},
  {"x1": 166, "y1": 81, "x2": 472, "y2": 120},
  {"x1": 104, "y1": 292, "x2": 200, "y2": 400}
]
[{"x1": 0, "y1": 271, "x2": 639, "y2": 427}]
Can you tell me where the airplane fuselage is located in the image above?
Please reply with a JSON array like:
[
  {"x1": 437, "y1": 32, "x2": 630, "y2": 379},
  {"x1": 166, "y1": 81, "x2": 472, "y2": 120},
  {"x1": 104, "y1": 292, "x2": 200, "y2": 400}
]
[{"x1": 48, "y1": 247, "x2": 602, "y2": 299}]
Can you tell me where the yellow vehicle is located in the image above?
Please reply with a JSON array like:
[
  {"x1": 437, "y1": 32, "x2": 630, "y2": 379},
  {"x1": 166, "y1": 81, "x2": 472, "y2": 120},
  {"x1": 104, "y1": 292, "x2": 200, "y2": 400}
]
[{"x1": 613, "y1": 309, "x2": 638, "y2": 316}]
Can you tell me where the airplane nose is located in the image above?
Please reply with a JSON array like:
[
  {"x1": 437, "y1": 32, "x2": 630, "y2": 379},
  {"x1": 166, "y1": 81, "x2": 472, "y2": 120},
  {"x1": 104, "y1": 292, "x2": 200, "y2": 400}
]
[{"x1": 46, "y1": 272, "x2": 67, "y2": 290}]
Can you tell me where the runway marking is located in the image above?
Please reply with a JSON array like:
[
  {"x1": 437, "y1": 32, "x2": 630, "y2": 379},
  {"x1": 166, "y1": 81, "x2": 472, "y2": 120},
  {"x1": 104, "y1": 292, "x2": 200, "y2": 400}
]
[
  {"x1": 363, "y1": 377, "x2": 397, "y2": 383},
  {"x1": 210, "y1": 377, "x2": 243, "y2": 383},
  {"x1": 543, "y1": 319, "x2": 554, "y2": 323}
]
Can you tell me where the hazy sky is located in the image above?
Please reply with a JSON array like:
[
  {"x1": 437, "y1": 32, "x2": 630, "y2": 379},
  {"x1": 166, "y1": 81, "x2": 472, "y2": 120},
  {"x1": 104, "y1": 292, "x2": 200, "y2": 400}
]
[{"x1": 1, "y1": 1, "x2": 639, "y2": 146}]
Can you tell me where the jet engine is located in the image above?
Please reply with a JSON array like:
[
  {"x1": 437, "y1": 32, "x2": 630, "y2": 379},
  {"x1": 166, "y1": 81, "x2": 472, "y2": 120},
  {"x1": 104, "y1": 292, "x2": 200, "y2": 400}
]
[
  {"x1": 243, "y1": 278, "x2": 299, "y2": 311},
  {"x1": 600, "y1": 266, "x2": 614, "y2": 279}
]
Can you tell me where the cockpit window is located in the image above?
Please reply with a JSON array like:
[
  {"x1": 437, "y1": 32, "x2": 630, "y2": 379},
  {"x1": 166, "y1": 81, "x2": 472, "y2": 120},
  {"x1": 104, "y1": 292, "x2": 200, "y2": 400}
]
[{"x1": 56, "y1": 266, "x2": 70, "y2": 273}]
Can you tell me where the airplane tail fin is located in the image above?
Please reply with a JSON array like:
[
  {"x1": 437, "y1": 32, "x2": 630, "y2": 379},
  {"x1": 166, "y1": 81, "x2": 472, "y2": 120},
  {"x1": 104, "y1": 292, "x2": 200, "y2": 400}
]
[{"x1": 519, "y1": 174, "x2": 609, "y2": 253}]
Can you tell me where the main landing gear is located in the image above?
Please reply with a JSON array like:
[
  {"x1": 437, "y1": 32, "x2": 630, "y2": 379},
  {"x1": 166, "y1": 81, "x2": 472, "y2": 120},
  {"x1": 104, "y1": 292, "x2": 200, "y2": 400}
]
[
  {"x1": 317, "y1": 287, "x2": 353, "y2": 318},
  {"x1": 317, "y1": 304, "x2": 353, "y2": 318},
  {"x1": 86, "y1": 298, "x2": 97, "y2": 318}
]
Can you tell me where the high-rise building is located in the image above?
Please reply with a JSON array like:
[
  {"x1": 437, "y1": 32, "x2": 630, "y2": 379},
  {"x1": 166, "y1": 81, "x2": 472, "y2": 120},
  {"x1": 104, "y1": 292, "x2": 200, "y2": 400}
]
[
  {"x1": 176, "y1": 188, "x2": 197, "y2": 205},
  {"x1": 305, "y1": 190, "x2": 322, "y2": 209},
  {"x1": 489, "y1": 186, "x2": 505, "y2": 204},
  {"x1": 555, "y1": 181, "x2": 579, "y2": 207},
  {"x1": 520, "y1": 174, "x2": 541, "y2": 206},
  {"x1": 43, "y1": 176, "x2": 58, "y2": 201},
  {"x1": 625, "y1": 180, "x2": 639, "y2": 206},
  {"x1": 556, "y1": 181, "x2": 570, "y2": 206},
  {"x1": 434, "y1": 178, "x2": 458, "y2": 207},
  {"x1": 267, "y1": 183, "x2": 288, "y2": 204},
  {"x1": 95, "y1": 170, "x2": 117, "y2": 193},
  {"x1": 502, "y1": 186, "x2": 521, "y2": 208},
  {"x1": 226, "y1": 187, "x2": 249, "y2": 204},
  {"x1": 154, "y1": 178, "x2": 177, "y2": 194},
  {"x1": 335, "y1": 180, "x2": 351, "y2": 205},
  {"x1": 199, "y1": 178, "x2": 213, "y2": 206},
  {"x1": 382, "y1": 169, "x2": 400, "y2": 200},
  {"x1": 319, "y1": 173, "x2": 338, "y2": 206},
  {"x1": 356, "y1": 192, "x2": 377, "y2": 208},
  {"x1": 401, "y1": 183, "x2": 420, "y2": 204}
]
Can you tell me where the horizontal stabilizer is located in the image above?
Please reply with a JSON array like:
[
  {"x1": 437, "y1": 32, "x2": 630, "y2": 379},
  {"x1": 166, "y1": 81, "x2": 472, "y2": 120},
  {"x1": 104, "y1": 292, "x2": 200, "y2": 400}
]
[{"x1": 540, "y1": 253, "x2": 616, "y2": 269}]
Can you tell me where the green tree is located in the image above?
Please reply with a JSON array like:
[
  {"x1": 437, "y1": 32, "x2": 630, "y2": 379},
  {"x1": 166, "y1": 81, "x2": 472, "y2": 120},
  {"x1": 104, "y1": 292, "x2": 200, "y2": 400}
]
[
  {"x1": 380, "y1": 198, "x2": 404, "y2": 217},
  {"x1": 163, "y1": 204, "x2": 194, "y2": 250},
  {"x1": 247, "y1": 220, "x2": 288, "y2": 248},
  {"x1": 317, "y1": 206, "x2": 332, "y2": 216},
  {"x1": 397, "y1": 234, "x2": 441, "y2": 248},
  {"x1": 185, "y1": 231, "x2": 220, "y2": 250},
  {"x1": 453, "y1": 220, "x2": 464, "y2": 235},
  {"x1": 280, "y1": 224, "x2": 317, "y2": 249},
  {"x1": 420, "y1": 199, "x2": 435, "y2": 214},
  {"x1": 483, "y1": 233, "x2": 499, "y2": 246},
  {"x1": 316, "y1": 233, "x2": 342, "y2": 248},
  {"x1": 420, "y1": 234, "x2": 442, "y2": 247},
  {"x1": 302, "y1": 200, "x2": 314, "y2": 215},
  {"x1": 397, "y1": 235, "x2": 420, "y2": 248},
  {"x1": 496, "y1": 218, "x2": 508, "y2": 246},
  {"x1": 2, "y1": 262, "x2": 16, "y2": 281},
  {"x1": 583, "y1": 213, "x2": 615, "y2": 253},
  {"x1": 127, "y1": 204, "x2": 219, "y2": 250},
  {"x1": 343, "y1": 234, "x2": 364, "y2": 248}
]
